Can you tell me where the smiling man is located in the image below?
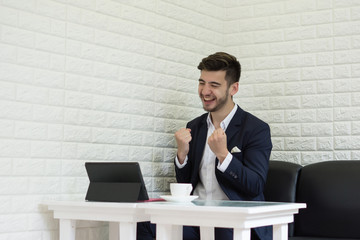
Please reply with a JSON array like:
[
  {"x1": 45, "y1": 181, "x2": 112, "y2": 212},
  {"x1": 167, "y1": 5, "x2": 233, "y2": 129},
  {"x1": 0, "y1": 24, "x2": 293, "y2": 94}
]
[{"x1": 174, "y1": 52, "x2": 273, "y2": 240}]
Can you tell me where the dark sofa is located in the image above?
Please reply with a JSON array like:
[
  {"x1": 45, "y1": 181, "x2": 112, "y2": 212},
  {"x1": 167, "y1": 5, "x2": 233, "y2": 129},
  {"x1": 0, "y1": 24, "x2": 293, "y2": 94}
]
[{"x1": 264, "y1": 160, "x2": 360, "y2": 240}]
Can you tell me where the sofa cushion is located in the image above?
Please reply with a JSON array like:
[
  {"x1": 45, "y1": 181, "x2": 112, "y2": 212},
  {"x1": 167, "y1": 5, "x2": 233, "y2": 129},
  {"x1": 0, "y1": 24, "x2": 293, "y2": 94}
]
[
  {"x1": 295, "y1": 160, "x2": 360, "y2": 239},
  {"x1": 264, "y1": 160, "x2": 302, "y2": 236}
]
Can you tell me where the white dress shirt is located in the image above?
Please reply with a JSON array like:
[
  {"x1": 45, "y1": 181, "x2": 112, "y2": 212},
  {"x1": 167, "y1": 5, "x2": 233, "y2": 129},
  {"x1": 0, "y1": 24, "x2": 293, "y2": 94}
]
[{"x1": 175, "y1": 104, "x2": 238, "y2": 200}]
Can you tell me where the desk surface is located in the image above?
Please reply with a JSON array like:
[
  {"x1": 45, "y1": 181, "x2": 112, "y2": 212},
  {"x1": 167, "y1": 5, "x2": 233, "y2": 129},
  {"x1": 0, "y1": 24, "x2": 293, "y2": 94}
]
[
  {"x1": 140, "y1": 200, "x2": 306, "y2": 214},
  {"x1": 46, "y1": 199, "x2": 305, "y2": 210},
  {"x1": 45, "y1": 200, "x2": 306, "y2": 223}
]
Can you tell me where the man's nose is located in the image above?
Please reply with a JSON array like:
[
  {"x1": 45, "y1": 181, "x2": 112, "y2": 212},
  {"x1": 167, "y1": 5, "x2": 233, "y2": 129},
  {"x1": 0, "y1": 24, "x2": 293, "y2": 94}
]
[{"x1": 201, "y1": 84, "x2": 211, "y2": 95}]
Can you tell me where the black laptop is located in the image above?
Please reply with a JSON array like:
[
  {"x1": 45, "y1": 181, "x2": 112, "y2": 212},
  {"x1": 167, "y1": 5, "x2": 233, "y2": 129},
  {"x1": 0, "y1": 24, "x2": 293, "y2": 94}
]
[{"x1": 85, "y1": 162, "x2": 149, "y2": 202}]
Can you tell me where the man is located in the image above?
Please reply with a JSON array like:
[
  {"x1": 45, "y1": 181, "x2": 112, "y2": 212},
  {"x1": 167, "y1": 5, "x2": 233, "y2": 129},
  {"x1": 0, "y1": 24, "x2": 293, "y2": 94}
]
[
  {"x1": 174, "y1": 52, "x2": 272, "y2": 240},
  {"x1": 137, "y1": 52, "x2": 272, "y2": 240}
]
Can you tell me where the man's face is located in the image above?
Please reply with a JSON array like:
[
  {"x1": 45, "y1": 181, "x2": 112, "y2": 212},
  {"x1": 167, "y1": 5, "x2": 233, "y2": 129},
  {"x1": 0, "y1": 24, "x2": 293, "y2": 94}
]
[{"x1": 198, "y1": 70, "x2": 233, "y2": 113}]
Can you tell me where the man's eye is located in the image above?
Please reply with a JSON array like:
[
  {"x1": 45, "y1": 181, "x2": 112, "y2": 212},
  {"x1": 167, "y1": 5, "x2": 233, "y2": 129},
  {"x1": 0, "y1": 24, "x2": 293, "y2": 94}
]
[{"x1": 211, "y1": 84, "x2": 219, "y2": 87}]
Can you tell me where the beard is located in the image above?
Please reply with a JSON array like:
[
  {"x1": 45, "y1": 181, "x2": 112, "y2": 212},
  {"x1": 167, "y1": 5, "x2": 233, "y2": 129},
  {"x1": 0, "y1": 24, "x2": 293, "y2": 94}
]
[{"x1": 201, "y1": 88, "x2": 229, "y2": 112}]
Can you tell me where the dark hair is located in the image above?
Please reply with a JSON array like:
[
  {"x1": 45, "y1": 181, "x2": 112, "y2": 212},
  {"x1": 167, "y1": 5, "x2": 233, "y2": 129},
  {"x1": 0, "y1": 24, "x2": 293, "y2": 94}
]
[{"x1": 197, "y1": 52, "x2": 241, "y2": 85}]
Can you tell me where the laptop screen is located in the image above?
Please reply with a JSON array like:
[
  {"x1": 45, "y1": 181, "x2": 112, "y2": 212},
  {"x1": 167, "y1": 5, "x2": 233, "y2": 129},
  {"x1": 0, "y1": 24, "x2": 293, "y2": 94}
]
[{"x1": 85, "y1": 162, "x2": 149, "y2": 202}]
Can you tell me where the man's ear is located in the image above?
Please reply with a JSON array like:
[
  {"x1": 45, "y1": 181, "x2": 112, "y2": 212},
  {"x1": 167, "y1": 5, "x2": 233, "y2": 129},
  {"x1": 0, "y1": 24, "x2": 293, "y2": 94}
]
[{"x1": 230, "y1": 82, "x2": 239, "y2": 96}]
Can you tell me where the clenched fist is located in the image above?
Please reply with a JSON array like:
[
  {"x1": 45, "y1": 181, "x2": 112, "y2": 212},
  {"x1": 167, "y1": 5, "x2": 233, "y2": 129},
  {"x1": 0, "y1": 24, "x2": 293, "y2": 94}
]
[
  {"x1": 208, "y1": 128, "x2": 229, "y2": 163},
  {"x1": 174, "y1": 128, "x2": 192, "y2": 164}
]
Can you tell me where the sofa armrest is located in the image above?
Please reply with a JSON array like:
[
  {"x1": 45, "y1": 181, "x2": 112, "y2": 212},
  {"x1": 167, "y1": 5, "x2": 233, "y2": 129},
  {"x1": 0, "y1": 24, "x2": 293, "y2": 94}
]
[
  {"x1": 264, "y1": 160, "x2": 302, "y2": 202},
  {"x1": 264, "y1": 160, "x2": 302, "y2": 237}
]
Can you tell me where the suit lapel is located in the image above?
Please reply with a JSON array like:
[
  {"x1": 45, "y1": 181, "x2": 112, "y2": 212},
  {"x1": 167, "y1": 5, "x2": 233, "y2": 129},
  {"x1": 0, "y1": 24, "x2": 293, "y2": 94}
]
[
  {"x1": 225, "y1": 106, "x2": 244, "y2": 146},
  {"x1": 194, "y1": 117, "x2": 208, "y2": 166}
]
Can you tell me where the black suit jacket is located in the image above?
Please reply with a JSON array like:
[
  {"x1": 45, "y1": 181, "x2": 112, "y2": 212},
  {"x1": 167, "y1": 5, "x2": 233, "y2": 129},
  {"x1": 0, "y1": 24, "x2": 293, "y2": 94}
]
[{"x1": 175, "y1": 105, "x2": 273, "y2": 239}]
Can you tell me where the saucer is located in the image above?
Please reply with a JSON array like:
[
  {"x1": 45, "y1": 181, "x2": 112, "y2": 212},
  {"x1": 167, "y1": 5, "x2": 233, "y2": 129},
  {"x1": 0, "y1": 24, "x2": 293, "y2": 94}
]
[{"x1": 160, "y1": 195, "x2": 198, "y2": 203}]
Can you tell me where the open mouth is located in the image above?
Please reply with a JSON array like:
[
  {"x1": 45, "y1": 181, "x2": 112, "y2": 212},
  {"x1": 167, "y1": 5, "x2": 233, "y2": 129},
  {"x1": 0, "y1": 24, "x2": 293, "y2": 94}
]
[{"x1": 203, "y1": 97, "x2": 215, "y2": 104}]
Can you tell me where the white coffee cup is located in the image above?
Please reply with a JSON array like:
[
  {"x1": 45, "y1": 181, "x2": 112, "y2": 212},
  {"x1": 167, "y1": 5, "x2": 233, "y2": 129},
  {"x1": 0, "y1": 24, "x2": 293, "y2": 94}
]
[{"x1": 170, "y1": 183, "x2": 192, "y2": 197}]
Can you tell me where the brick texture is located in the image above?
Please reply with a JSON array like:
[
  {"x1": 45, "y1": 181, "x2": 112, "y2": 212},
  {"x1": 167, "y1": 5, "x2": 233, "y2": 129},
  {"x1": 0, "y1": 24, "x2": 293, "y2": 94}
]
[{"x1": 0, "y1": 0, "x2": 360, "y2": 239}]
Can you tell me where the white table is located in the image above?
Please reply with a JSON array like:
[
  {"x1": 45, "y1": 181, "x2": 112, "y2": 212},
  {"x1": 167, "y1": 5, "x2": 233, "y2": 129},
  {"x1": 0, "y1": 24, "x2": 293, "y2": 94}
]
[
  {"x1": 46, "y1": 200, "x2": 305, "y2": 240},
  {"x1": 45, "y1": 201, "x2": 149, "y2": 240},
  {"x1": 141, "y1": 200, "x2": 306, "y2": 240}
]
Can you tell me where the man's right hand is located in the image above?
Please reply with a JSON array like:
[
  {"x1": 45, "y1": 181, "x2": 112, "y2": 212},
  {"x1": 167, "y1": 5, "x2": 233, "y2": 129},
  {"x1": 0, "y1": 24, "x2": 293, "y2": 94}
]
[{"x1": 174, "y1": 128, "x2": 192, "y2": 164}]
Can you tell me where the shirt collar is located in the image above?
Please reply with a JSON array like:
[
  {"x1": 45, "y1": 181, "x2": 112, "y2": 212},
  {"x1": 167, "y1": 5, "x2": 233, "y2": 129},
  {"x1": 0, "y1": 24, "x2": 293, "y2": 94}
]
[{"x1": 206, "y1": 104, "x2": 238, "y2": 131}]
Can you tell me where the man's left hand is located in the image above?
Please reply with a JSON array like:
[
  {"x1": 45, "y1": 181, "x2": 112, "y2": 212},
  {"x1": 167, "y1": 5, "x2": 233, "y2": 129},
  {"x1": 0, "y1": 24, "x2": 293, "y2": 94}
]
[{"x1": 208, "y1": 128, "x2": 229, "y2": 163}]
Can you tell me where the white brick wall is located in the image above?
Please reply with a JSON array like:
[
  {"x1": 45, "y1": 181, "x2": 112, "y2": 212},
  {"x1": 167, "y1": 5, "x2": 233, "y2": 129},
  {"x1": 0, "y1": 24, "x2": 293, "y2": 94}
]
[
  {"x1": 0, "y1": 0, "x2": 360, "y2": 239},
  {"x1": 227, "y1": 0, "x2": 360, "y2": 165}
]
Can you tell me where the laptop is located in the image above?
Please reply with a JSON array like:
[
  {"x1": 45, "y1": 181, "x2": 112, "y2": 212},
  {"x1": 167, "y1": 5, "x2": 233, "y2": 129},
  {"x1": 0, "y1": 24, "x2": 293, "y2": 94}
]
[{"x1": 85, "y1": 162, "x2": 149, "y2": 202}]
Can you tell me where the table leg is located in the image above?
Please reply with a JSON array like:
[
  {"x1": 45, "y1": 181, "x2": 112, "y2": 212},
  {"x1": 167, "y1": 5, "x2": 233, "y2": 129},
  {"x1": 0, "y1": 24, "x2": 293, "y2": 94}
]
[
  {"x1": 233, "y1": 228, "x2": 251, "y2": 240},
  {"x1": 59, "y1": 219, "x2": 76, "y2": 240},
  {"x1": 273, "y1": 224, "x2": 288, "y2": 240},
  {"x1": 200, "y1": 226, "x2": 214, "y2": 240},
  {"x1": 156, "y1": 224, "x2": 182, "y2": 240},
  {"x1": 109, "y1": 222, "x2": 119, "y2": 240},
  {"x1": 108, "y1": 222, "x2": 137, "y2": 240},
  {"x1": 120, "y1": 222, "x2": 137, "y2": 240}
]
